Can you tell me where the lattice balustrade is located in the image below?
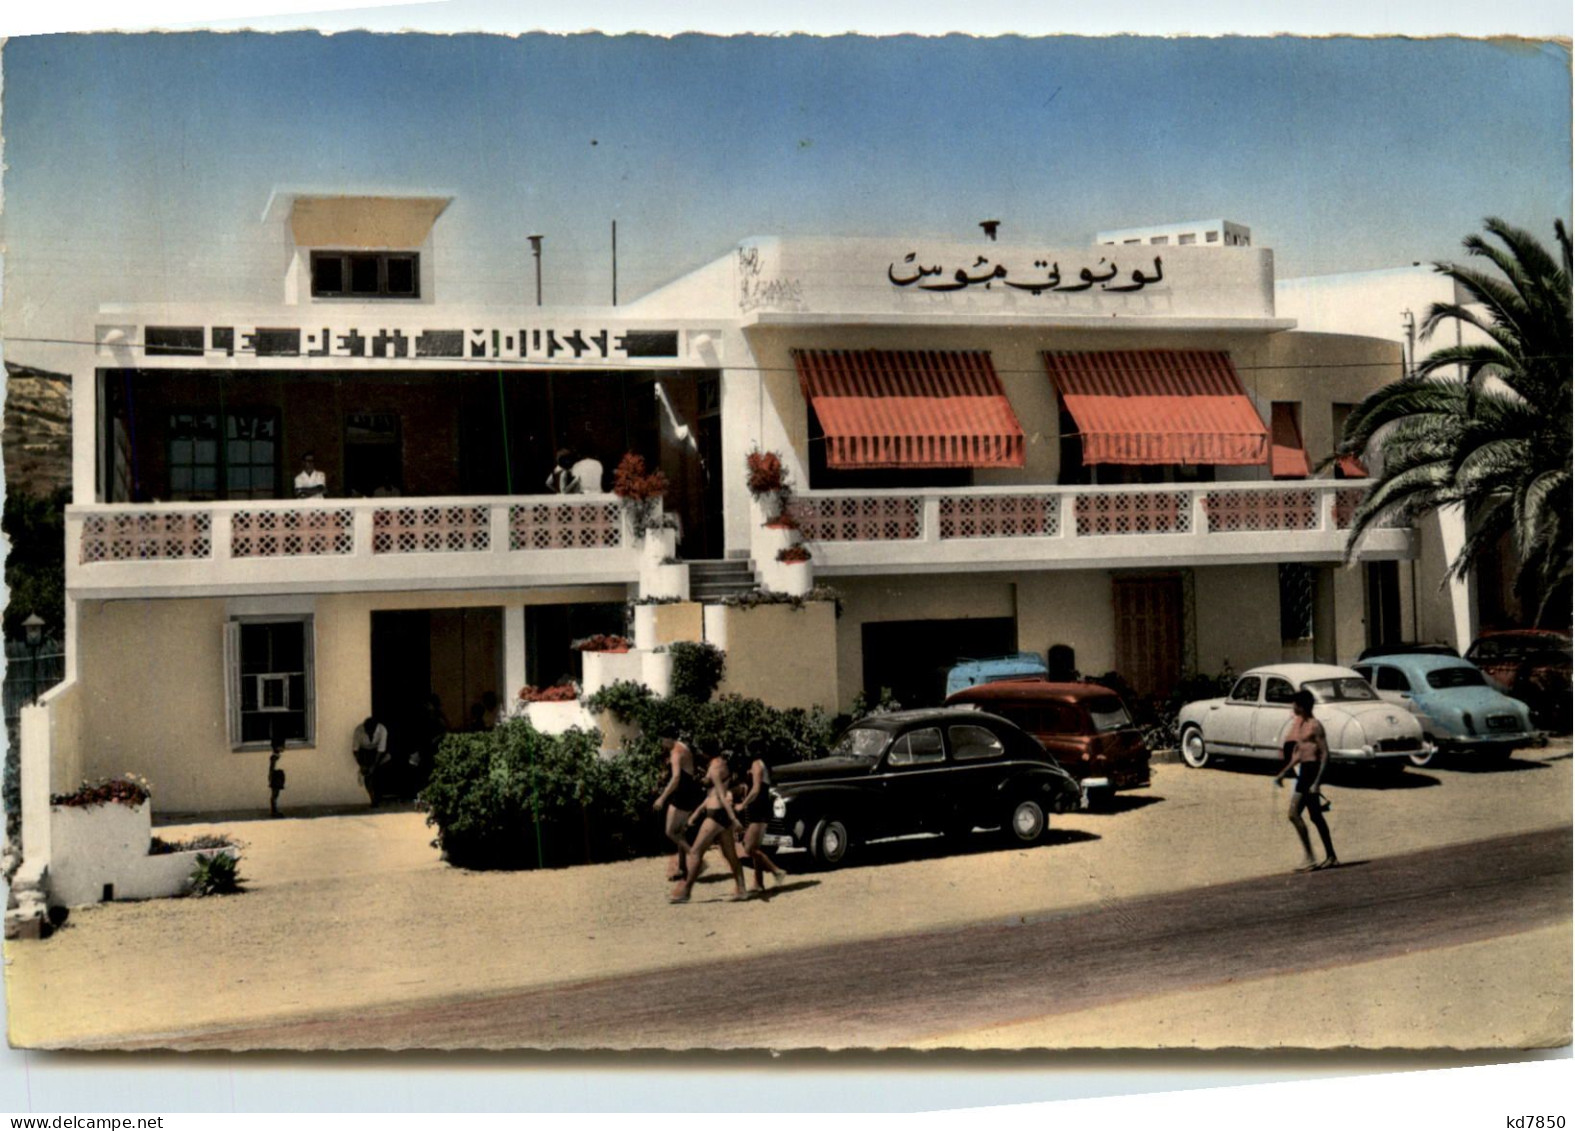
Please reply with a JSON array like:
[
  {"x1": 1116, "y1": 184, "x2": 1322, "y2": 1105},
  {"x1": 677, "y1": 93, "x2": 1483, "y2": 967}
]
[
  {"x1": 509, "y1": 501, "x2": 624, "y2": 550},
  {"x1": 372, "y1": 504, "x2": 491, "y2": 554},
  {"x1": 788, "y1": 496, "x2": 921, "y2": 541},
  {"x1": 79, "y1": 511, "x2": 213, "y2": 564},
  {"x1": 1333, "y1": 487, "x2": 1367, "y2": 529},
  {"x1": 1073, "y1": 491, "x2": 1192, "y2": 536},
  {"x1": 939, "y1": 494, "x2": 1060, "y2": 539},
  {"x1": 231, "y1": 508, "x2": 355, "y2": 557},
  {"x1": 1203, "y1": 489, "x2": 1318, "y2": 533}
]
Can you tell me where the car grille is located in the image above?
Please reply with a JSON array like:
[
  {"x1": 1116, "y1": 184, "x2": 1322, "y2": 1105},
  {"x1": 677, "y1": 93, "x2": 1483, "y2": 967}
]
[
  {"x1": 765, "y1": 817, "x2": 794, "y2": 838},
  {"x1": 1485, "y1": 715, "x2": 1521, "y2": 732},
  {"x1": 1376, "y1": 737, "x2": 1422, "y2": 752}
]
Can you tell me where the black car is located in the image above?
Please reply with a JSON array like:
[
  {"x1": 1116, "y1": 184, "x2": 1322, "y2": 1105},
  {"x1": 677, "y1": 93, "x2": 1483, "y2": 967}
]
[{"x1": 764, "y1": 708, "x2": 1086, "y2": 868}]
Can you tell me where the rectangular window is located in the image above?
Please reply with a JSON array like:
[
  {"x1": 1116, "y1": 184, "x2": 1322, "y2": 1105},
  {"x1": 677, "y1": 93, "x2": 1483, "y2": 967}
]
[
  {"x1": 168, "y1": 410, "x2": 278, "y2": 500},
  {"x1": 227, "y1": 617, "x2": 314, "y2": 748},
  {"x1": 1205, "y1": 231, "x2": 1219, "y2": 243},
  {"x1": 1279, "y1": 562, "x2": 1316, "y2": 642},
  {"x1": 1150, "y1": 235, "x2": 1170, "y2": 245},
  {"x1": 1178, "y1": 233, "x2": 1196, "y2": 246},
  {"x1": 311, "y1": 251, "x2": 422, "y2": 299}
]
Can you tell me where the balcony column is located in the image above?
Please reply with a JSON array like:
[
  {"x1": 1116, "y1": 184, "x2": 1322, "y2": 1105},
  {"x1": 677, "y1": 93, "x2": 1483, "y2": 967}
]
[
  {"x1": 210, "y1": 510, "x2": 234, "y2": 563},
  {"x1": 921, "y1": 496, "x2": 942, "y2": 544},
  {"x1": 503, "y1": 605, "x2": 527, "y2": 706},
  {"x1": 489, "y1": 501, "x2": 512, "y2": 555},
  {"x1": 1190, "y1": 488, "x2": 1210, "y2": 535},
  {"x1": 353, "y1": 506, "x2": 376, "y2": 558},
  {"x1": 1058, "y1": 492, "x2": 1078, "y2": 539}
]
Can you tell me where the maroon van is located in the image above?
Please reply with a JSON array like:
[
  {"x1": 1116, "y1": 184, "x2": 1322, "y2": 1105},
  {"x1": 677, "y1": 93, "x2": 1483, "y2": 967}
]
[{"x1": 945, "y1": 678, "x2": 1151, "y2": 801}]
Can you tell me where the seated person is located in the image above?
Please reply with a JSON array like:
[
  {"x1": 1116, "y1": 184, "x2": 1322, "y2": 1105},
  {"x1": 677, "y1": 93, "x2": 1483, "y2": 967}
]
[{"x1": 294, "y1": 452, "x2": 327, "y2": 498}]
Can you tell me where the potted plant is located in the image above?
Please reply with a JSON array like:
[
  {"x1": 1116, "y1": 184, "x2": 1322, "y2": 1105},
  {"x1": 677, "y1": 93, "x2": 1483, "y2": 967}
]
[
  {"x1": 641, "y1": 555, "x2": 690, "y2": 601},
  {"x1": 517, "y1": 683, "x2": 589, "y2": 735},
  {"x1": 746, "y1": 448, "x2": 791, "y2": 524},
  {"x1": 612, "y1": 452, "x2": 671, "y2": 541},
  {"x1": 576, "y1": 634, "x2": 642, "y2": 694},
  {"x1": 772, "y1": 544, "x2": 814, "y2": 597}
]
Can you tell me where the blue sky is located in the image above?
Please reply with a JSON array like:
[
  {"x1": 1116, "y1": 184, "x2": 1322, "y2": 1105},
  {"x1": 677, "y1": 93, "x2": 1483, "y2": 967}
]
[{"x1": 0, "y1": 30, "x2": 1570, "y2": 348}]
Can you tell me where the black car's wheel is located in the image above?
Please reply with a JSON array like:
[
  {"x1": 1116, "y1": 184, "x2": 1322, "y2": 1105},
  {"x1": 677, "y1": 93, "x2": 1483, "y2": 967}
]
[
  {"x1": 808, "y1": 817, "x2": 851, "y2": 868},
  {"x1": 1005, "y1": 798, "x2": 1047, "y2": 845},
  {"x1": 1180, "y1": 725, "x2": 1209, "y2": 769}
]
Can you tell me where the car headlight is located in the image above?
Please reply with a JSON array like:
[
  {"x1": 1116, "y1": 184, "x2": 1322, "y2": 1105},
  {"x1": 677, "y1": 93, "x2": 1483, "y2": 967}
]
[{"x1": 771, "y1": 795, "x2": 787, "y2": 819}]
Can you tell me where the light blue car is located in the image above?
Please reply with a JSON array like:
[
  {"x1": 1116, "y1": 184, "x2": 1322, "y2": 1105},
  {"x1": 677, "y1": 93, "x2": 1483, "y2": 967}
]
[{"x1": 1350, "y1": 653, "x2": 1538, "y2": 765}]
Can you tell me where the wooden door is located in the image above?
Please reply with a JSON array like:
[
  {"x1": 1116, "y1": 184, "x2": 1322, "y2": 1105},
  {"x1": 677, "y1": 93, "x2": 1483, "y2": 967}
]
[{"x1": 1113, "y1": 575, "x2": 1184, "y2": 699}]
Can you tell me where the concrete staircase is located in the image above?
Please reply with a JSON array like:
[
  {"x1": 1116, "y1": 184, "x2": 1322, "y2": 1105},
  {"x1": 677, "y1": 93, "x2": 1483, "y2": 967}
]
[{"x1": 687, "y1": 559, "x2": 758, "y2": 602}]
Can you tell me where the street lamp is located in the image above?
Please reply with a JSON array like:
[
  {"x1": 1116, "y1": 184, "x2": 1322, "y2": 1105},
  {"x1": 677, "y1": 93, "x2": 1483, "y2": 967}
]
[
  {"x1": 527, "y1": 234, "x2": 544, "y2": 306},
  {"x1": 22, "y1": 613, "x2": 45, "y2": 706}
]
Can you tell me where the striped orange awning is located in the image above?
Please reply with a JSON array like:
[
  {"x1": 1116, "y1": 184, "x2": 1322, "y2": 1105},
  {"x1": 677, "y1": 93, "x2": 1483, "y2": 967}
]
[
  {"x1": 1043, "y1": 350, "x2": 1270, "y2": 466},
  {"x1": 795, "y1": 349, "x2": 1025, "y2": 469},
  {"x1": 1270, "y1": 402, "x2": 1311, "y2": 479}
]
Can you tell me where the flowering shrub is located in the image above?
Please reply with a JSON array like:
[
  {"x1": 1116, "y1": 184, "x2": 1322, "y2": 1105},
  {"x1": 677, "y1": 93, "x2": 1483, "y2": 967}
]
[
  {"x1": 612, "y1": 452, "x2": 670, "y2": 536},
  {"x1": 777, "y1": 545, "x2": 812, "y2": 564},
  {"x1": 518, "y1": 683, "x2": 581, "y2": 703},
  {"x1": 151, "y1": 834, "x2": 235, "y2": 856},
  {"x1": 575, "y1": 634, "x2": 631, "y2": 653},
  {"x1": 51, "y1": 774, "x2": 151, "y2": 808},
  {"x1": 764, "y1": 514, "x2": 800, "y2": 531},
  {"x1": 745, "y1": 449, "x2": 787, "y2": 498}
]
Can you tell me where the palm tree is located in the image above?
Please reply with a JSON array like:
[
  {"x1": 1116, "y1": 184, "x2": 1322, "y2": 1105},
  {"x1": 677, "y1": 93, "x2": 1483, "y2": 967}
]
[{"x1": 1337, "y1": 217, "x2": 1571, "y2": 626}]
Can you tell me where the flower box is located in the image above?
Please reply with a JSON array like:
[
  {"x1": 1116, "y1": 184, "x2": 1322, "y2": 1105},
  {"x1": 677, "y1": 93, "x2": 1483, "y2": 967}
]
[
  {"x1": 757, "y1": 523, "x2": 798, "y2": 559},
  {"x1": 642, "y1": 650, "x2": 675, "y2": 698},
  {"x1": 581, "y1": 648, "x2": 645, "y2": 696},
  {"x1": 762, "y1": 557, "x2": 814, "y2": 597},
  {"x1": 641, "y1": 525, "x2": 679, "y2": 562},
  {"x1": 641, "y1": 561, "x2": 689, "y2": 601},
  {"x1": 523, "y1": 699, "x2": 593, "y2": 735},
  {"x1": 48, "y1": 800, "x2": 240, "y2": 907}
]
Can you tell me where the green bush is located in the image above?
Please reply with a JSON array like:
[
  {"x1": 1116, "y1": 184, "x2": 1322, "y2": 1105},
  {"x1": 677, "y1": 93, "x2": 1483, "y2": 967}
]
[
  {"x1": 421, "y1": 721, "x2": 669, "y2": 870},
  {"x1": 188, "y1": 851, "x2": 244, "y2": 896},
  {"x1": 584, "y1": 679, "x2": 653, "y2": 723},
  {"x1": 668, "y1": 641, "x2": 725, "y2": 702}
]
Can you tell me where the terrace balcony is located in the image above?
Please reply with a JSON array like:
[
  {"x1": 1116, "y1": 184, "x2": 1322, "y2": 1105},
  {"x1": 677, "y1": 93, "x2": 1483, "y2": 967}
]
[
  {"x1": 65, "y1": 495, "x2": 642, "y2": 599},
  {"x1": 784, "y1": 479, "x2": 1410, "y2": 576},
  {"x1": 65, "y1": 480, "x2": 1409, "y2": 600}
]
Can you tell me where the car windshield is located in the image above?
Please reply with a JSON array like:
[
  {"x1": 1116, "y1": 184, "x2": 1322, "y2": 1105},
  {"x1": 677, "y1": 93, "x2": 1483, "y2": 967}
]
[
  {"x1": 1470, "y1": 635, "x2": 1573, "y2": 661},
  {"x1": 1303, "y1": 678, "x2": 1379, "y2": 703},
  {"x1": 826, "y1": 727, "x2": 890, "y2": 761},
  {"x1": 1426, "y1": 666, "x2": 1488, "y2": 689},
  {"x1": 1085, "y1": 698, "x2": 1133, "y2": 733}
]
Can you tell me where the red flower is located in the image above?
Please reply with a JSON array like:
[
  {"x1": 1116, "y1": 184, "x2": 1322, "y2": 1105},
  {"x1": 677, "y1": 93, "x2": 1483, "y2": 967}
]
[
  {"x1": 746, "y1": 449, "x2": 786, "y2": 497},
  {"x1": 778, "y1": 545, "x2": 812, "y2": 564},
  {"x1": 576, "y1": 634, "x2": 632, "y2": 652},
  {"x1": 518, "y1": 684, "x2": 580, "y2": 703},
  {"x1": 612, "y1": 453, "x2": 669, "y2": 502}
]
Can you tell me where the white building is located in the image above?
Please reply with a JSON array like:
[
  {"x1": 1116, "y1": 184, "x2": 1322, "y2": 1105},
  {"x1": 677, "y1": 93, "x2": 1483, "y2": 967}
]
[{"x1": 15, "y1": 195, "x2": 1454, "y2": 906}]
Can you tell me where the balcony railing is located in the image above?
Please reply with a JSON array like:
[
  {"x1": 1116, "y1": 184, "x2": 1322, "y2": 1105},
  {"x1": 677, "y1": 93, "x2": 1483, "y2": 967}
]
[
  {"x1": 69, "y1": 495, "x2": 640, "y2": 598},
  {"x1": 784, "y1": 480, "x2": 1410, "y2": 573}
]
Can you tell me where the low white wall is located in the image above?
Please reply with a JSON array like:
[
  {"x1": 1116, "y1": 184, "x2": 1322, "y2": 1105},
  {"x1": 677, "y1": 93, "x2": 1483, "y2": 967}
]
[{"x1": 47, "y1": 801, "x2": 239, "y2": 908}]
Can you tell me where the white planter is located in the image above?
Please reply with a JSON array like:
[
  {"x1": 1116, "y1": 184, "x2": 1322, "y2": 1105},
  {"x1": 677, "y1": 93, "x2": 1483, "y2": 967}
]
[
  {"x1": 588, "y1": 709, "x2": 642, "y2": 757},
  {"x1": 776, "y1": 559, "x2": 814, "y2": 597},
  {"x1": 641, "y1": 525, "x2": 679, "y2": 562},
  {"x1": 704, "y1": 604, "x2": 730, "y2": 651},
  {"x1": 642, "y1": 650, "x2": 675, "y2": 699},
  {"x1": 750, "y1": 494, "x2": 782, "y2": 526},
  {"x1": 641, "y1": 561, "x2": 689, "y2": 601},
  {"x1": 580, "y1": 648, "x2": 643, "y2": 696},
  {"x1": 632, "y1": 604, "x2": 660, "y2": 650},
  {"x1": 758, "y1": 523, "x2": 798, "y2": 558},
  {"x1": 48, "y1": 801, "x2": 239, "y2": 907},
  {"x1": 523, "y1": 699, "x2": 592, "y2": 735}
]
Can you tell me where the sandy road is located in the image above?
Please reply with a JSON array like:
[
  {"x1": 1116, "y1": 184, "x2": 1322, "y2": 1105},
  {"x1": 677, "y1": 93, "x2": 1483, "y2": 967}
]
[
  {"x1": 5, "y1": 744, "x2": 1570, "y2": 1049},
  {"x1": 122, "y1": 827, "x2": 1572, "y2": 1051}
]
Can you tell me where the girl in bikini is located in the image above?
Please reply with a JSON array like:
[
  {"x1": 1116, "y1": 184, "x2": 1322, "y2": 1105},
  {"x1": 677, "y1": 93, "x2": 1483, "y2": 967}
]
[
  {"x1": 735, "y1": 741, "x2": 787, "y2": 893},
  {"x1": 1274, "y1": 688, "x2": 1339, "y2": 873},
  {"x1": 669, "y1": 744, "x2": 748, "y2": 903}
]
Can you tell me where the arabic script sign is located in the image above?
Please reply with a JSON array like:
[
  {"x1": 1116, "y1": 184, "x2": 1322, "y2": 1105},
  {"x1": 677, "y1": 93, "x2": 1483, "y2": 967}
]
[{"x1": 888, "y1": 252, "x2": 1165, "y2": 296}]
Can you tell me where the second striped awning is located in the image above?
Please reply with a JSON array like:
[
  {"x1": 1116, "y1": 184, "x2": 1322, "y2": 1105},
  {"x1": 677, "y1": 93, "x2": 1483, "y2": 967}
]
[
  {"x1": 1043, "y1": 349, "x2": 1270, "y2": 466},
  {"x1": 794, "y1": 349, "x2": 1026, "y2": 469}
]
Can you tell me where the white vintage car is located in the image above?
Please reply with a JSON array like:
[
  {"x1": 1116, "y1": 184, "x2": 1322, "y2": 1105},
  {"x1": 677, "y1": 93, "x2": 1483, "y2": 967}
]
[{"x1": 1176, "y1": 663, "x2": 1432, "y2": 771}]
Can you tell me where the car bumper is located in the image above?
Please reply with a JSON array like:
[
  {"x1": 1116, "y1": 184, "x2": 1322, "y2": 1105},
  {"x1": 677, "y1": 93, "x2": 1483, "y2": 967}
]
[
  {"x1": 1328, "y1": 742, "x2": 1434, "y2": 763},
  {"x1": 1437, "y1": 731, "x2": 1538, "y2": 752}
]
